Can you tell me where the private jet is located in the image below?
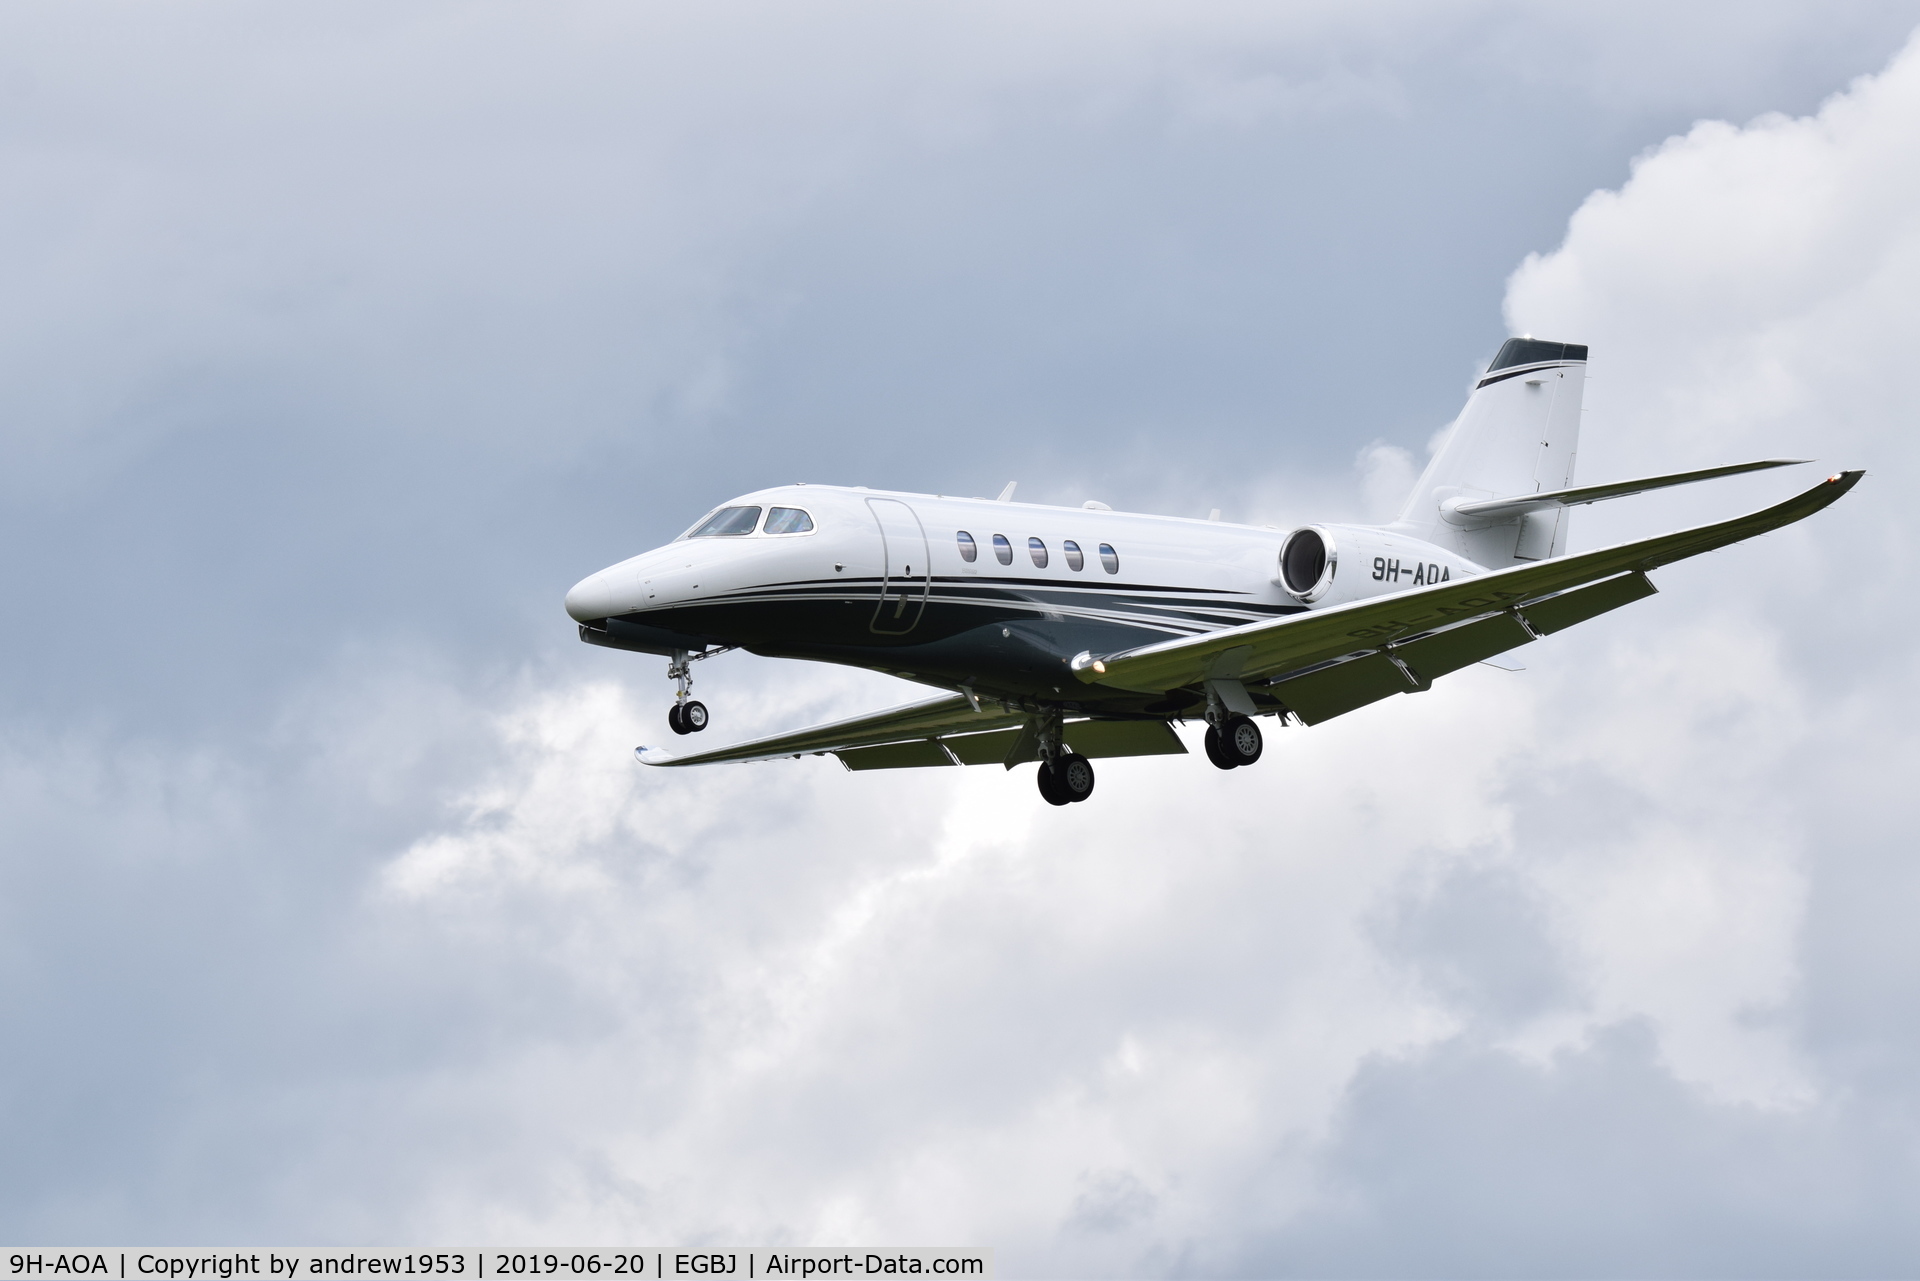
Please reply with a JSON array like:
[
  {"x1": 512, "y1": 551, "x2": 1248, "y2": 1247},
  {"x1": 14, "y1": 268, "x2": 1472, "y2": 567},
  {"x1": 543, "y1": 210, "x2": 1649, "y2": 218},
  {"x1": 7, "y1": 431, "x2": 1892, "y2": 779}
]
[{"x1": 564, "y1": 338, "x2": 1860, "y2": 805}]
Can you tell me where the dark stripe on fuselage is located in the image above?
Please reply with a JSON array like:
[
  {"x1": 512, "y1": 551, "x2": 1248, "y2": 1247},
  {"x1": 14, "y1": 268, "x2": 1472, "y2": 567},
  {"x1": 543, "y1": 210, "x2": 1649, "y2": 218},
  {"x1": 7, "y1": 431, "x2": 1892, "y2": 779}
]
[
  {"x1": 697, "y1": 579, "x2": 1297, "y2": 635},
  {"x1": 613, "y1": 577, "x2": 1306, "y2": 706}
]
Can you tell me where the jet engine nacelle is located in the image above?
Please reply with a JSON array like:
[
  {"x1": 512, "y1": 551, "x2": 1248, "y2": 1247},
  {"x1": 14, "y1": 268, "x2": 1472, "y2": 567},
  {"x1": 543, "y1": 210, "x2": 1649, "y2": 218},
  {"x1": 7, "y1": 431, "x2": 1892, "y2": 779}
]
[{"x1": 1276, "y1": 523, "x2": 1485, "y2": 608}]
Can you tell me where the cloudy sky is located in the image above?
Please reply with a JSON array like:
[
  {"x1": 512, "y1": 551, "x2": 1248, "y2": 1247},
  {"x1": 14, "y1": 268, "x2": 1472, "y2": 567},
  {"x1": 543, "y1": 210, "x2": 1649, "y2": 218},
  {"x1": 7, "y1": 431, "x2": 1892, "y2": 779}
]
[{"x1": 4, "y1": 1, "x2": 1920, "y2": 1273}]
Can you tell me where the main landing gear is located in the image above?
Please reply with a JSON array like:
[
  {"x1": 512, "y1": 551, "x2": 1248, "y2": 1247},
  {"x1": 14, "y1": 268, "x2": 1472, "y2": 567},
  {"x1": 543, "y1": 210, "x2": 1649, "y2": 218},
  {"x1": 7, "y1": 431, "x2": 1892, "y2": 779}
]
[
  {"x1": 1200, "y1": 681, "x2": 1265, "y2": 770},
  {"x1": 1031, "y1": 707, "x2": 1096, "y2": 805},
  {"x1": 665, "y1": 646, "x2": 733, "y2": 736},
  {"x1": 1038, "y1": 753, "x2": 1096, "y2": 805},
  {"x1": 1203, "y1": 716, "x2": 1263, "y2": 769}
]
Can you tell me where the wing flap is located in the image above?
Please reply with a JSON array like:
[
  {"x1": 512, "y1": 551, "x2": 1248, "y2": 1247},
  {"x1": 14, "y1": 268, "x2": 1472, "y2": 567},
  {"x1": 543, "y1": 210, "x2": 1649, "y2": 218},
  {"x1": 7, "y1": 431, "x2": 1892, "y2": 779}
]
[
  {"x1": 1270, "y1": 611, "x2": 1536, "y2": 726},
  {"x1": 1398, "y1": 611, "x2": 1536, "y2": 680},
  {"x1": 943, "y1": 728, "x2": 1024, "y2": 766},
  {"x1": 1525, "y1": 570, "x2": 1659, "y2": 635},
  {"x1": 1271, "y1": 653, "x2": 1418, "y2": 725},
  {"x1": 1067, "y1": 719, "x2": 1188, "y2": 758},
  {"x1": 836, "y1": 739, "x2": 958, "y2": 770}
]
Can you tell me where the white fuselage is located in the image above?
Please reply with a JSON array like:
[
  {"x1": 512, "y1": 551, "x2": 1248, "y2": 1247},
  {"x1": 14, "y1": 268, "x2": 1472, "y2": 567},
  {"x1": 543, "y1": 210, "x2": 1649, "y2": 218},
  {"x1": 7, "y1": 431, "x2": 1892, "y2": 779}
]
[{"x1": 565, "y1": 484, "x2": 1483, "y2": 715}]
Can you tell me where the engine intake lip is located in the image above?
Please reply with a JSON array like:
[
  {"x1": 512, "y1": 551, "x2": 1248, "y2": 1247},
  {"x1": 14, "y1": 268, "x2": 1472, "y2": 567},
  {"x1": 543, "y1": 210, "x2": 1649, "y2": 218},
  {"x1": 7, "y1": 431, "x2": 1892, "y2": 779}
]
[{"x1": 1279, "y1": 526, "x2": 1336, "y2": 603}]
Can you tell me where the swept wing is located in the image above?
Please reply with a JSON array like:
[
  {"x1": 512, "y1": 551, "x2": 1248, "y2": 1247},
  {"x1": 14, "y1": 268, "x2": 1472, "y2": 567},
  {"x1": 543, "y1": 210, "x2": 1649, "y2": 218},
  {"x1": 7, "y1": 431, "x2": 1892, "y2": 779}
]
[
  {"x1": 1075, "y1": 470, "x2": 1862, "y2": 698},
  {"x1": 637, "y1": 692, "x2": 1025, "y2": 767},
  {"x1": 638, "y1": 689, "x2": 1187, "y2": 770}
]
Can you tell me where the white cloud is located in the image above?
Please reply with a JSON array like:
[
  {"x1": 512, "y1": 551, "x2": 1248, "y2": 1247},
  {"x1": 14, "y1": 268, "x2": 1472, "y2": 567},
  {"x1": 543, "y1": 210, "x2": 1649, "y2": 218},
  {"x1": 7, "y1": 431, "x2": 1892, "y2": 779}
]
[
  {"x1": 359, "y1": 661, "x2": 1533, "y2": 1262},
  {"x1": 1355, "y1": 440, "x2": 1419, "y2": 522}
]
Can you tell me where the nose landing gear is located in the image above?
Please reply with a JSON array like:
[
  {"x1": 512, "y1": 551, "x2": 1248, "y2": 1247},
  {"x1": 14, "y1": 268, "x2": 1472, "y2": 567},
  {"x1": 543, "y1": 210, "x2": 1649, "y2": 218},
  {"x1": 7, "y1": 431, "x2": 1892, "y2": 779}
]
[
  {"x1": 668, "y1": 699, "x2": 709, "y2": 735},
  {"x1": 665, "y1": 647, "x2": 733, "y2": 735}
]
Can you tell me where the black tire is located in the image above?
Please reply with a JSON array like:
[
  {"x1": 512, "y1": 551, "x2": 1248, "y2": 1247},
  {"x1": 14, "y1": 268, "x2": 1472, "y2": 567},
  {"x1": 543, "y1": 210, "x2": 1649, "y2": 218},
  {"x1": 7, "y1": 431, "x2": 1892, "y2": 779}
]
[
  {"x1": 1056, "y1": 752, "x2": 1095, "y2": 802},
  {"x1": 682, "y1": 700, "x2": 709, "y2": 732},
  {"x1": 668, "y1": 703, "x2": 690, "y2": 735},
  {"x1": 1224, "y1": 714, "x2": 1263, "y2": 766},
  {"x1": 1036, "y1": 762, "x2": 1070, "y2": 806},
  {"x1": 1203, "y1": 725, "x2": 1237, "y2": 770}
]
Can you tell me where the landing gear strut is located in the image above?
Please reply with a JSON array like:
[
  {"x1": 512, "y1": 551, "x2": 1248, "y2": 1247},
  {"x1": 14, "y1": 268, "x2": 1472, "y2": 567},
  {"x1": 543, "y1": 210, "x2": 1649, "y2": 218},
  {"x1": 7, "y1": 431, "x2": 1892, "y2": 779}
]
[
  {"x1": 665, "y1": 647, "x2": 733, "y2": 736},
  {"x1": 1202, "y1": 685, "x2": 1264, "y2": 770},
  {"x1": 1032, "y1": 708, "x2": 1096, "y2": 804}
]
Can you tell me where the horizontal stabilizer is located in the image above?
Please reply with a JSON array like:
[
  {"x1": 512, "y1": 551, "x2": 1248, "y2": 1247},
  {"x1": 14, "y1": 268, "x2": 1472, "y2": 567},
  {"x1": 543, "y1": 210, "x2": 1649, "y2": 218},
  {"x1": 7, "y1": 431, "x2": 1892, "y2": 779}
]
[{"x1": 1444, "y1": 458, "x2": 1809, "y2": 524}]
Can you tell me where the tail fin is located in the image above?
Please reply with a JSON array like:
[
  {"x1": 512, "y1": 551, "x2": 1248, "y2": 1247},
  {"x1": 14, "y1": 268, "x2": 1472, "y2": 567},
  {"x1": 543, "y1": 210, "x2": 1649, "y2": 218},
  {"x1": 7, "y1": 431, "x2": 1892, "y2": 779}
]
[{"x1": 1390, "y1": 338, "x2": 1587, "y2": 568}]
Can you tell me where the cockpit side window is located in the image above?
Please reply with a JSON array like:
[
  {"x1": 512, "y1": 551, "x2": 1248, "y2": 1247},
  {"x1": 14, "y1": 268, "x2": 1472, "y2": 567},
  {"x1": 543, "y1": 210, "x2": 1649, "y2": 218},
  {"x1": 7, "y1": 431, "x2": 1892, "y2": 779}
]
[
  {"x1": 689, "y1": 506, "x2": 763, "y2": 537},
  {"x1": 764, "y1": 507, "x2": 814, "y2": 534}
]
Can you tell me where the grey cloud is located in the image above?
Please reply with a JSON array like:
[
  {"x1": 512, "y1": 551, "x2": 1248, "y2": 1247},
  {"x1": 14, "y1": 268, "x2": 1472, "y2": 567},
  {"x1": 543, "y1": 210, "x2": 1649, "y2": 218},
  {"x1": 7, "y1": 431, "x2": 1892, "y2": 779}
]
[
  {"x1": 1067, "y1": 1170, "x2": 1159, "y2": 1235},
  {"x1": 1247, "y1": 1023, "x2": 1920, "y2": 1279},
  {"x1": 1374, "y1": 863, "x2": 1573, "y2": 1030}
]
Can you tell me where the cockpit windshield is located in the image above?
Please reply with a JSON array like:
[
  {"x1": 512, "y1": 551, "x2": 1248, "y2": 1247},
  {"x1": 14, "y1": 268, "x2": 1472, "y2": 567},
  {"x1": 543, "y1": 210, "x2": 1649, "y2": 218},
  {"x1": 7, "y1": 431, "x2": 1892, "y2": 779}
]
[
  {"x1": 688, "y1": 506, "x2": 762, "y2": 537},
  {"x1": 764, "y1": 507, "x2": 814, "y2": 534}
]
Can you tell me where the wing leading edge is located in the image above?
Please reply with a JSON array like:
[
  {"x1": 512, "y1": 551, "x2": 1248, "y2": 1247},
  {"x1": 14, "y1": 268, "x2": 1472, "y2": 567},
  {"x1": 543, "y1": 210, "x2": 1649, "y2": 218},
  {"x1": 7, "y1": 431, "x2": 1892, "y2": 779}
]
[{"x1": 1072, "y1": 469, "x2": 1862, "y2": 698}]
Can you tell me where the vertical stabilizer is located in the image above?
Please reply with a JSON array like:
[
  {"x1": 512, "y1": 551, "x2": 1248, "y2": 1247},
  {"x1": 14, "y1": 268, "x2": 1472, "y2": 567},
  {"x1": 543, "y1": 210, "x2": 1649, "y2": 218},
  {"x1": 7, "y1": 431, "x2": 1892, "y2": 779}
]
[{"x1": 1389, "y1": 338, "x2": 1587, "y2": 568}]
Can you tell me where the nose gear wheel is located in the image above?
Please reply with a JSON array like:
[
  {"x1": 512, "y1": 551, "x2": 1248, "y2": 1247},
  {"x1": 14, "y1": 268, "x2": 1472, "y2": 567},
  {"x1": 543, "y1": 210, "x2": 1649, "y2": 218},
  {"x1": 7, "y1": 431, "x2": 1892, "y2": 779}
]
[{"x1": 664, "y1": 646, "x2": 731, "y2": 735}]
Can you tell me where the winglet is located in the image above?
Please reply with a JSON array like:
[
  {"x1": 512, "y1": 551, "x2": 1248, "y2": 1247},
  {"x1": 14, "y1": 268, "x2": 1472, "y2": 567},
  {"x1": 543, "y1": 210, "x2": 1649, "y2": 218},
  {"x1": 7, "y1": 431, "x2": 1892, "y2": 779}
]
[
  {"x1": 996, "y1": 481, "x2": 1018, "y2": 502},
  {"x1": 635, "y1": 746, "x2": 678, "y2": 766}
]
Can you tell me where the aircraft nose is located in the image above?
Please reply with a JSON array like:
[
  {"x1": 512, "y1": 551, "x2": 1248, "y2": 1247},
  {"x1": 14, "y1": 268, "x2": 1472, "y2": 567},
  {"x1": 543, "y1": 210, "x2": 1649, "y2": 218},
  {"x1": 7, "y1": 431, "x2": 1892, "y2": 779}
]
[{"x1": 564, "y1": 571, "x2": 616, "y2": 622}]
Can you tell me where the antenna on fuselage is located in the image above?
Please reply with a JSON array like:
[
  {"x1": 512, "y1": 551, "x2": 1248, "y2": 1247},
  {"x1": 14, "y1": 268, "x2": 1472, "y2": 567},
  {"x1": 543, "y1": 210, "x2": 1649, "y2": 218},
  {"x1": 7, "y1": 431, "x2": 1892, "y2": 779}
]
[{"x1": 996, "y1": 481, "x2": 1018, "y2": 502}]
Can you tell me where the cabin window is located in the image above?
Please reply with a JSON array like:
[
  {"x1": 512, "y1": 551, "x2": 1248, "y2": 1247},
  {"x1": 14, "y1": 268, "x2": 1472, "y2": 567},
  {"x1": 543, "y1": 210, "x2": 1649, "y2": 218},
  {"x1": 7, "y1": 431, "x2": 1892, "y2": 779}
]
[
  {"x1": 690, "y1": 506, "x2": 762, "y2": 537},
  {"x1": 992, "y1": 534, "x2": 1013, "y2": 565},
  {"x1": 1028, "y1": 537, "x2": 1048, "y2": 568},
  {"x1": 1098, "y1": 543, "x2": 1119, "y2": 574},
  {"x1": 763, "y1": 507, "x2": 814, "y2": 534},
  {"x1": 1063, "y1": 540, "x2": 1084, "y2": 571},
  {"x1": 956, "y1": 531, "x2": 978, "y2": 562}
]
